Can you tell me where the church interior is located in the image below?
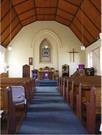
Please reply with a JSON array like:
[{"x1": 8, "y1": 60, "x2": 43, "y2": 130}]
[{"x1": 0, "y1": 0, "x2": 102, "y2": 134}]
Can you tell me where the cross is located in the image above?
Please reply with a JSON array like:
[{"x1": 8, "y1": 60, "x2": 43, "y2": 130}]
[{"x1": 68, "y1": 48, "x2": 79, "y2": 62}]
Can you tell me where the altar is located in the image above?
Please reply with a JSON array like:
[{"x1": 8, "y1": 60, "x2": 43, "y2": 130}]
[{"x1": 32, "y1": 67, "x2": 59, "y2": 80}]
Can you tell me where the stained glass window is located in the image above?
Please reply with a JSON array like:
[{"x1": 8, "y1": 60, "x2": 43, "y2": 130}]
[{"x1": 39, "y1": 39, "x2": 51, "y2": 63}]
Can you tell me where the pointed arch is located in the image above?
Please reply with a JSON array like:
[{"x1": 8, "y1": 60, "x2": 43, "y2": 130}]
[{"x1": 39, "y1": 39, "x2": 51, "y2": 63}]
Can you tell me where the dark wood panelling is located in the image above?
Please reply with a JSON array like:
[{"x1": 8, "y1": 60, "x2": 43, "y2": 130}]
[
  {"x1": 12, "y1": 0, "x2": 27, "y2": 6},
  {"x1": 76, "y1": 10, "x2": 99, "y2": 39},
  {"x1": 75, "y1": 16, "x2": 95, "y2": 40},
  {"x1": 72, "y1": 18, "x2": 94, "y2": 43},
  {"x1": 90, "y1": 0, "x2": 101, "y2": 12},
  {"x1": 36, "y1": 8, "x2": 56, "y2": 14},
  {"x1": 1, "y1": 15, "x2": 17, "y2": 35},
  {"x1": 70, "y1": 24, "x2": 82, "y2": 43},
  {"x1": 3, "y1": 24, "x2": 22, "y2": 47},
  {"x1": 57, "y1": 9, "x2": 73, "y2": 21},
  {"x1": 81, "y1": 0, "x2": 101, "y2": 30},
  {"x1": 69, "y1": 0, "x2": 83, "y2": 26},
  {"x1": 58, "y1": 0, "x2": 78, "y2": 15},
  {"x1": 1, "y1": 17, "x2": 20, "y2": 42},
  {"x1": 58, "y1": 8, "x2": 75, "y2": 16},
  {"x1": 19, "y1": 9, "x2": 35, "y2": 21},
  {"x1": 37, "y1": 15, "x2": 55, "y2": 20},
  {"x1": 56, "y1": 16, "x2": 70, "y2": 26},
  {"x1": 65, "y1": 0, "x2": 82, "y2": 6},
  {"x1": 70, "y1": 24, "x2": 89, "y2": 46},
  {"x1": 0, "y1": 0, "x2": 10, "y2": 20},
  {"x1": 21, "y1": 16, "x2": 36, "y2": 25},
  {"x1": 14, "y1": 0, "x2": 34, "y2": 14},
  {"x1": 56, "y1": 20, "x2": 70, "y2": 28},
  {"x1": 1, "y1": 8, "x2": 16, "y2": 34},
  {"x1": 0, "y1": 0, "x2": 101, "y2": 47},
  {"x1": 35, "y1": 0, "x2": 58, "y2": 7},
  {"x1": 72, "y1": 21, "x2": 89, "y2": 43}
]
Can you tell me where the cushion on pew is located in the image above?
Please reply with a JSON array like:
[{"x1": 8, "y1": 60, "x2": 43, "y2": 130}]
[{"x1": 11, "y1": 86, "x2": 26, "y2": 105}]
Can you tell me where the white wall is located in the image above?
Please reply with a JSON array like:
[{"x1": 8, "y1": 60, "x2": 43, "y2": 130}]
[
  {"x1": 0, "y1": 45, "x2": 7, "y2": 73},
  {"x1": 86, "y1": 39, "x2": 101, "y2": 75},
  {"x1": 7, "y1": 21, "x2": 86, "y2": 77}
]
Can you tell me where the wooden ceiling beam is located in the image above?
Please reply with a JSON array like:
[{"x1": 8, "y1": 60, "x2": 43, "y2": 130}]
[
  {"x1": 11, "y1": 1, "x2": 23, "y2": 27},
  {"x1": 75, "y1": 16, "x2": 95, "y2": 40},
  {"x1": 71, "y1": 23, "x2": 89, "y2": 43},
  {"x1": 0, "y1": 0, "x2": 11, "y2": 21},
  {"x1": 55, "y1": 0, "x2": 59, "y2": 18},
  {"x1": 86, "y1": 38, "x2": 99, "y2": 47},
  {"x1": 70, "y1": 25, "x2": 83, "y2": 44},
  {"x1": 12, "y1": 0, "x2": 29, "y2": 7},
  {"x1": 16, "y1": 7, "x2": 34, "y2": 16},
  {"x1": 20, "y1": 15, "x2": 35, "y2": 22},
  {"x1": 56, "y1": 20, "x2": 69, "y2": 27},
  {"x1": 1, "y1": 15, "x2": 17, "y2": 35},
  {"x1": 35, "y1": 7, "x2": 56, "y2": 8},
  {"x1": 90, "y1": 0, "x2": 101, "y2": 13},
  {"x1": 58, "y1": 8, "x2": 74, "y2": 16},
  {"x1": 4, "y1": 25, "x2": 22, "y2": 48},
  {"x1": 1, "y1": 22, "x2": 22, "y2": 43},
  {"x1": 1, "y1": 8, "x2": 10, "y2": 21},
  {"x1": 22, "y1": 19, "x2": 36, "y2": 26},
  {"x1": 56, "y1": 15, "x2": 71, "y2": 22},
  {"x1": 64, "y1": 0, "x2": 79, "y2": 7},
  {"x1": 0, "y1": 2, "x2": 15, "y2": 22},
  {"x1": 80, "y1": 8, "x2": 100, "y2": 32},
  {"x1": 69, "y1": 0, "x2": 84, "y2": 26},
  {"x1": 33, "y1": 0, "x2": 37, "y2": 20}
]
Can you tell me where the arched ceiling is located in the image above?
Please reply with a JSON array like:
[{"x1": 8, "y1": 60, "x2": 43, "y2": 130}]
[{"x1": 0, "y1": 0, "x2": 101, "y2": 48}]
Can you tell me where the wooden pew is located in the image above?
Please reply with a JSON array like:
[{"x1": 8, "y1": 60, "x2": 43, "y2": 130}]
[
  {"x1": 0, "y1": 87, "x2": 16, "y2": 134},
  {"x1": 59, "y1": 77, "x2": 63, "y2": 95},
  {"x1": 0, "y1": 73, "x2": 8, "y2": 78},
  {"x1": 62, "y1": 78, "x2": 66, "y2": 98},
  {"x1": 1, "y1": 77, "x2": 35, "y2": 104},
  {"x1": 1, "y1": 77, "x2": 35, "y2": 133},
  {"x1": 86, "y1": 87, "x2": 101, "y2": 134},
  {"x1": 76, "y1": 83, "x2": 101, "y2": 134},
  {"x1": 58, "y1": 77, "x2": 61, "y2": 93},
  {"x1": 59, "y1": 77, "x2": 73, "y2": 103},
  {"x1": 68, "y1": 76, "x2": 101, "y2": 110},
  {"x1": 59, "y1": 75, "x2": 101, "y2": 134},
  {"x1": 66, "y1": 77, "x2": 73, "y2": 104}
]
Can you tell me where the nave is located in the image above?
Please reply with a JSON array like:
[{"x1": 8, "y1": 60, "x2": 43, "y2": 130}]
[{"x1": 18, "y1": 81, "x2": 87, "y2": 134}]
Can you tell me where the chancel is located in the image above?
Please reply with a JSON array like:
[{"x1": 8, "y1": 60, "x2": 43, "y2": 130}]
[{"x1": 0, "y1": 0, "x2": 101, "y2": 134}]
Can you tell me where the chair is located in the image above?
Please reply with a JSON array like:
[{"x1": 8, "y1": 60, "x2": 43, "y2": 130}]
[
  {"x1": 22, "y1": 64, "x2": 30, "y2": 78},
  {"x1": 11, "y1": 86, "x2": 27, "y2": 113},
  {"x1": 62, "y1": 64, "x2": 69, "y2": 77}
]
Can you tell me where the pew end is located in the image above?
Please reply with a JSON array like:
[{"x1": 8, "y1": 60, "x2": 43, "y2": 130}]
[
  {"x1": 86, "y1": 87, "x2": 101, "y2": 134},
  {"x1": 0, "y1": 87, "x2": 16, "y2": 134}
]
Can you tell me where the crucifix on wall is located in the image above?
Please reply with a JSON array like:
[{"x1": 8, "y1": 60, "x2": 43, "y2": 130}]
[{"x1": 67, "y1": 48, "x2": 79, "y2": 62}]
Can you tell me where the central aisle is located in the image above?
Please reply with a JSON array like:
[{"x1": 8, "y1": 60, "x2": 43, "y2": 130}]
[{"x1": 18, "y1": 86, "x2": 88, "y2": 134}]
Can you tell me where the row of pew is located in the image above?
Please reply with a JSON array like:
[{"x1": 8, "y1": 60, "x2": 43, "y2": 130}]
[
  {"x1": 0, "y1": 74, "x2": 35, "y2": 134},
  {"x1": 58, "y1": 75, "x2": 101, "y2": 134}
]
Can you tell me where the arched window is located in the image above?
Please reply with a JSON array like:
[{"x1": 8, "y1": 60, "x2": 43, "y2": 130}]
[{"x1": 39, "y1": 39, "x2": 51, "y2": 63}]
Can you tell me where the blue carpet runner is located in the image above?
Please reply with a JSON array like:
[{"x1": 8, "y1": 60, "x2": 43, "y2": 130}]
[
  {"x1": 36, "y1": 80, "x2": 58, "y2": 87},
  {"x1": 18, "y1": 82, "x2": 88, "y2": 134}
]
